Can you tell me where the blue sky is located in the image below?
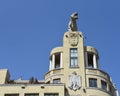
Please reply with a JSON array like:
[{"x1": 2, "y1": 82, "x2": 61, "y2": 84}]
[{"x1": 0, "y1": 0, "x2": 120, "y2": 91}]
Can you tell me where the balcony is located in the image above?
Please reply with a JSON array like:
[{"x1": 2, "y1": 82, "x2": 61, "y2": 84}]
[{"x1": 45, "y1": 68, "x2": 64, "y2": 80}]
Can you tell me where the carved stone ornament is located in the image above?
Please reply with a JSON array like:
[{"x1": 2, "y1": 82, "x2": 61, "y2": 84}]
[
  {"x1": 69, "y1": 32, "x2": 79, "y2": 46},
  {"x1": 68, "y1": 72, "x2": 81, "y2": 91}
]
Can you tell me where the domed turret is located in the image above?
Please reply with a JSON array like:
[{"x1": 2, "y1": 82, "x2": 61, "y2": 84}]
[{"x1": 45, "y1": 12, "x2": 119, "y2": 96}]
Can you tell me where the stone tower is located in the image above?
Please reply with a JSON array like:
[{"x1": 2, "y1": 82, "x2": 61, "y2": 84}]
[{"x1": 45, "y1": 12, "x2": 119, "y2": 96}]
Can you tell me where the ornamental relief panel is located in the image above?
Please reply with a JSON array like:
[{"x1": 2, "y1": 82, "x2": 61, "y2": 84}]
[
  {"x1": 69, "y1": 32, "x2": 79, "y2": 46},
  {"x1": 68, "y1": 71, "x2": 82, "y2": 91}
]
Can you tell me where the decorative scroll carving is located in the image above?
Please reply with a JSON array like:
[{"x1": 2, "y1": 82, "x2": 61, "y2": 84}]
[{"x1": 68, "y1": 72, "x2": 81, "y2": 91}]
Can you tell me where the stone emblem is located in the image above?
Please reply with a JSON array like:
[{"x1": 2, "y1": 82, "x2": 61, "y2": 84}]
[
  {"x1": 68, "y1": 72, "x2": 81, "y2": 91},
  {"x1": 69, "y1": 32, "x2": 79, "y2": 46}
]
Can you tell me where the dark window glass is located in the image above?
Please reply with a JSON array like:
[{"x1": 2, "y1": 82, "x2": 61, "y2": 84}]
[
  {"x1": 89, "y1": 78, "x2": 97, "y2": 87},
  {"x1": 5, "y1": 94, "x2": 19, "y2": 96},
  {"x1": 70, "y1": 48, "x2": 78, "y2": 67},
  {"x1": 109, "y1": 85, "x2": 112, "y2": 92},
  {"x1": 25, "y1": 94, "x2": 39, "y2": 96},
  {"x1": 53, "y1": 78, "x2": 61, "y2": 84},
  {"x1": 101, "y1": 80, "x2": 107, "y2": 90},
  {"x1": 55, "y1": 53, "x2": 60, "y2": 69},
  {"x1": 44, "y1": 93, "x2": 59, "y2": 96},
  {"x1": 87, "y1": 53, "x2": 94, "y2": 68}
]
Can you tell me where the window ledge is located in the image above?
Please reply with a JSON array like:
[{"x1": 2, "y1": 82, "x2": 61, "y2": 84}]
[{"x1": 70, "y1": 66, "x2": 79, "y2": 68}]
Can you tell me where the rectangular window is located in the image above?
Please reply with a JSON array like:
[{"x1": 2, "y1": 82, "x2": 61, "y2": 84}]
[
  {"x1": 101, "y1": 80, "x2": 107, "y2": 90},
  {"x1": 44, "y1": 93, "x2": 59, "y2": 96},
  {"x1": 5, "y1": 94, "x2": 19, "y2": 96},
  {"x1": 70, "y1": 48, "x2": 78, "y2": 67},
  {"x1": 89, "y1": 78, "x2": 97, "y2": 88},
  {"x1": 53, "y1": 78, "x2": 61, "y2": 84},
  {"x1": 25, "y1": 93, "x2": 39, "y2": 96}
]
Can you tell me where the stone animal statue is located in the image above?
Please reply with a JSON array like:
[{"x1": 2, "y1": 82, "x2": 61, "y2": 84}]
[{"x1": 68, "y1": 12, "x2": 78, "y2": 31}]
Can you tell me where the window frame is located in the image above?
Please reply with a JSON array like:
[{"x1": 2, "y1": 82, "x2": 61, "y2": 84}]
[
  {"x1": 101, "y1": 80, "x2": 107, "y2": 90},
  {"x1": 70, "y1": 48, "x2": 78, "y2": 67},
  {"x1": 89, "y1": 78, "x2": 97, "y2": 88},
  {"x1": 53, "y1": 78, "x2": 61, "y2": 84}
]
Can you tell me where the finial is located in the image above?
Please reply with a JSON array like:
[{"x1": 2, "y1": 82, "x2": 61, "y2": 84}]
[{"x1": 68, "y1": 12, "x2": 78, "y2": 31}]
